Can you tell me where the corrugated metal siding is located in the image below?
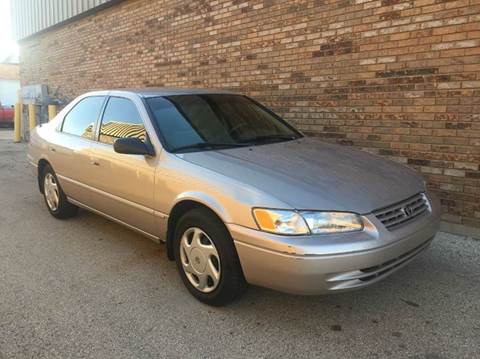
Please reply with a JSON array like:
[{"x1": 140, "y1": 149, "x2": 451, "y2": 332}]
[{"x1": 11, "y1": 0, "x2": 116, "y2": 40}]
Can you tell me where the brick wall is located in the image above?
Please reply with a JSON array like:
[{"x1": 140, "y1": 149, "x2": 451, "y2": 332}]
[{"x1": 19, "y1": 0, "x2": 480, "y2": 230}]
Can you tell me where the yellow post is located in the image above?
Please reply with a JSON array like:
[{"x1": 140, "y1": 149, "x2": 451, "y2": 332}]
[
  {"x1": 28, "y1": 103, "x2": 36, "y2": 131},
  {"x1": 13, "y1": 103, "x2": 22, "y2": 142},
  {"x1": 16, "y1": 89, "x2": 23, "y2": 141},
  {"x1": 48, "y1": 104, "x2": 57, "y2": 121}
]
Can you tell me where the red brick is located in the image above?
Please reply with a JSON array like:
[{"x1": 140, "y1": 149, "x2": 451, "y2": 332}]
[{"x1": 18, "y1": 0, "x2": 480, "y2": 230}]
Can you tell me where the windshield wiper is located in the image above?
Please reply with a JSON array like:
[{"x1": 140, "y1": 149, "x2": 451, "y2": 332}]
[
  {"x1": 238, "y1": 134, "x2": 299, "y2": 144},
  {"x1": 172, "y1": 142, "x2": 250, "y2": 153}
]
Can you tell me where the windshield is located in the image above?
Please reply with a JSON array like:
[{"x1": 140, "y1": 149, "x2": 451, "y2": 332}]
[{"x1": 145, "y1": 94, "x2": 302, "y2": 152}]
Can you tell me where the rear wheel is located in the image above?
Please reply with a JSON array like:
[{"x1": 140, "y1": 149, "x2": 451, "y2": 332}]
[
  {"x1": 41, "y1": 164, "x2": 78, "y2": 219},
  {"x1": 173, "y1": 208, "x2": 247, "y2": 306}
]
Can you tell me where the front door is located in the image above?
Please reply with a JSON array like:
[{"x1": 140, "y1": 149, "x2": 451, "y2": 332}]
[{"x1": 88, "y1": 96, "x2": 157, "y2": 235}]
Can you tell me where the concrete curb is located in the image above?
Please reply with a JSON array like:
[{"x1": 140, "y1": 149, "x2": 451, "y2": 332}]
[{"x1": 440, "y1": 221, "x2": 480, "y2": 240}]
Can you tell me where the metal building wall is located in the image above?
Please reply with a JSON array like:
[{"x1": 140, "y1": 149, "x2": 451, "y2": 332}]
[{"x1": 11, "y1": 0, "x2": 116, "y2": 40}]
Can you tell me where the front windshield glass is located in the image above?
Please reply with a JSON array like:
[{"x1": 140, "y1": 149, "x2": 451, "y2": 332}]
[{"x1": 146, "y1": 94, "x2": 302, "y2": 152}]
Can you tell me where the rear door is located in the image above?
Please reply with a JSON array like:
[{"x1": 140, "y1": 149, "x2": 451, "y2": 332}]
[
  {"x1": 48, "y1": 95, "x2": 106, "y2": 205},
  {"x1": 88, "y1": 95, "x2": 157, "y2": 235}
]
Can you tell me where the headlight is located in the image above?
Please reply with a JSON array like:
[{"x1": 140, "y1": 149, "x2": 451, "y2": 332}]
[
  {"x1": 252, "y1": 209, "x2": 309, "y2": 235},
  {"x1": 253, "y1": 209, "x2": 363, "y2": 235},
  {"x1": 301, "y1": 211, "x2": 363, "y2": 234}
]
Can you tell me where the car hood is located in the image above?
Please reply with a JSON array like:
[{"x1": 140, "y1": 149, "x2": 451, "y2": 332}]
[{"x1": 180, "y1": 137, "x2": 425, "y2": 214}]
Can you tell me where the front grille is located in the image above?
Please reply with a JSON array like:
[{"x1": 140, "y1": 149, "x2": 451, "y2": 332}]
[{"x1": 373, "y1": 193, "x2": 429, "y2": 230}]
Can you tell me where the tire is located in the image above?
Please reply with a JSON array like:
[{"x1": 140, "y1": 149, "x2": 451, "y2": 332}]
[
  {"x1": 40, "y1": 164, "x2": 78, "y2": 219},
  {"x1": 173, "y1": 208, "x2": 248, "y2": 306}
]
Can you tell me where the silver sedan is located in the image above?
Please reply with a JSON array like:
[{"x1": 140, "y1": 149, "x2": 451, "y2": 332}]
[{"x1": 28, "y1": 88, "x2": 441, "y2": 306}]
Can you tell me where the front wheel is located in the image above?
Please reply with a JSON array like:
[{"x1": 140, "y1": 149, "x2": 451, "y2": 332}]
[
  {"x1": 41, "y1": 164, "x2": 78, "y2": 219},
  {"x1": 173, "y1": 208, "x2": 247, "y2": 306}
]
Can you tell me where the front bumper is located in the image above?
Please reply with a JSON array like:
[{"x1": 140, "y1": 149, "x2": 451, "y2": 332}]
[{"x1": 229, "y1": 192, "x2": 441, "y2": 295}]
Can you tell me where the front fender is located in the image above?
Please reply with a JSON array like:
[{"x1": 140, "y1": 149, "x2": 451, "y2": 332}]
[{"x1": 172, "y1": 191, "x2": 234, "y2": 224}]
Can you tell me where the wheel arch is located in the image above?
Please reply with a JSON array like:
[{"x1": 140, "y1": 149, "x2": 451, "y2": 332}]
[
  {"x1": 166, "y1": 195, "x2": 232, "y2": 261},
  {"x1": 37, "y1": 158, "x2": 52, "y2": 194}
]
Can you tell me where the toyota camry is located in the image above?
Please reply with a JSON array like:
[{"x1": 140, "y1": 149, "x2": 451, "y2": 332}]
[{"x1": 28, "y1": 88, "x2": 441, "y2": 306}]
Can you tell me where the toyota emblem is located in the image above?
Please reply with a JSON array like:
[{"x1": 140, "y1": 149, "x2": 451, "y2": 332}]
[{"x1": 402, "y1": 205, "x2": 413, "y2": 217}]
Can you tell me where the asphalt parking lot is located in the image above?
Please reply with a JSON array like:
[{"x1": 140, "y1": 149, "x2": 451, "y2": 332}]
[{"x1": 0, "y1": 128, "x2": 479, "y2": 359}]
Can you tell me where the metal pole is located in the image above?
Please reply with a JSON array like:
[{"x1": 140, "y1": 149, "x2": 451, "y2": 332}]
[
  {"x1": 28, "y1": 103, "x2": 36, "y2": 131},
  {"x1": 48, "y1": 104, "x2": 57, "y2": 121},
  {"x1": 13, "y1": 103, "x2": 22, "y2": 142}
]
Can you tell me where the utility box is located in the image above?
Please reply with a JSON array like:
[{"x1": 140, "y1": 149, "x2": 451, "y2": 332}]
[{"x1": 21, "y1": 84, "x2": 50, "y2": 140}]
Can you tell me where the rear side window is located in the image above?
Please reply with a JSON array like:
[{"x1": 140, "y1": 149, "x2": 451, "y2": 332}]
[
  {"x1": 99, "y1": 97, "x2": 146, "y2": 145},
  {"x1": 62, "y1": 96, "x2": 105, "y2": 139}
]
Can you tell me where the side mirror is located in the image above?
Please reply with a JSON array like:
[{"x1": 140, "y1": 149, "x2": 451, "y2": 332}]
[{"x1": 113, "y1": 137, "x2": 155, "y2": 156}]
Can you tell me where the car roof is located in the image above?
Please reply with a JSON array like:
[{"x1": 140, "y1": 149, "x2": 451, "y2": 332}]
[{"x1": 85, "y1": 88, "x2": 238, "y2": 98}]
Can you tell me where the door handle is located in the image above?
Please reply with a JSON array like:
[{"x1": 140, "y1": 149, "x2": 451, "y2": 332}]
[
  {"x1": 49, "y1": 146, "x2": 56, "y2": 152},
  {"x1": 91, "y1": 160, "x2": 100, "y2": 166}
]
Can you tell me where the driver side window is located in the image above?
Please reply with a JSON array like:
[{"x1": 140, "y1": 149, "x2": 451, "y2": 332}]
[{"x1": 99, "y1": 97, "x2": 146, "y2": 145}]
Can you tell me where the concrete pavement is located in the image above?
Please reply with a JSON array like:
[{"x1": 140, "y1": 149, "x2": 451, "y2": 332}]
[
  {"x1": 0, "y1": 128, "x2": 479, "y2": 358},
  {"x1": 0, "y1": 127, "x2": 13, "y2": 140}
]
